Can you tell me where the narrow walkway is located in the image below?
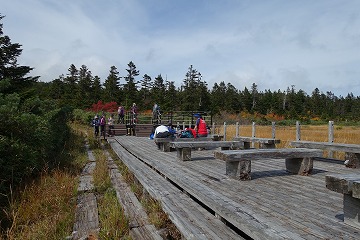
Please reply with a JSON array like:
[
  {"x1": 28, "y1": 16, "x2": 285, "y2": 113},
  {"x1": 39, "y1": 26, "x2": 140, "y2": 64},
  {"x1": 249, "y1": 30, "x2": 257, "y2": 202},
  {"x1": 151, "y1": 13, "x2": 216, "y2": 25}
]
[
  {"x1": 71, "y1": 139, "x2": 99, "y2": 240},
  {"x1": 104, "y1": 147, "x2": 163, "y2": 239}
]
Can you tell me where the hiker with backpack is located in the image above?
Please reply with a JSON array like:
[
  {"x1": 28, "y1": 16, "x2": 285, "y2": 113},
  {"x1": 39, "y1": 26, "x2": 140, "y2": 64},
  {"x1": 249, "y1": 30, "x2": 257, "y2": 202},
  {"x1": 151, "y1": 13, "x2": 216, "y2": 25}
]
[
  {"x1": 92, "y1": 115, "x2": 100, "y2": 137},
  {"x1": 117, "y1": 105, "x2": 124, "y2": 124},
  {"x1": 100, "y1": 115, "x2": 106, "y2": 139}
]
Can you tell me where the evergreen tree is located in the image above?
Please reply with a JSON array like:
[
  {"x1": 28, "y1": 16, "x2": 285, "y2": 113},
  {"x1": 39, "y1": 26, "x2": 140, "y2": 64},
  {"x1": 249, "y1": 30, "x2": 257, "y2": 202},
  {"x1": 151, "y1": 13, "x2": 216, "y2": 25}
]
[
  {"x1": 77, "y1": 65, "x2": 93, "y2": 108},
  {"x1": 250, "y1": 83, "x2": 258, "y2": 112},
  {"x1": 0, "y1": 15, "x2": 39, "y2": 96},
  {"x1": 103, "y1": 65, "x2": 121, "y2": 103},
  {"x1": 211, "y1": 81, "x2": 226, "y2": 115},
  {"x1": 63, "y1": 64, "x2": 79, "y2": 107},
  {"x1": 48, "y1": 75, "x2": 66, "y2": 106},
  {"x1": 180, "y1": 65, "x2": 209, "y2": 111},
  {"x1": 152, "y1": 74, "x2": 165, "y2": 107},
  {"x1": 124, "y1": 61, "x2": 139, "y2": 108},
  {"x1": 139, "y1": 73, "x2": 152, "y2": 109},
  {"x1": 240, "y1": 87, "x2": 253, "y2": 112},
  {"x1": 163, "y1": 79, "x2": 177, "y2": 111},
  {"x1": 225, "y1": 83, "x2": 240, "y2": 113},
  {"x1": 92, "y1": 75, "x2": 102, "y2": 104}
]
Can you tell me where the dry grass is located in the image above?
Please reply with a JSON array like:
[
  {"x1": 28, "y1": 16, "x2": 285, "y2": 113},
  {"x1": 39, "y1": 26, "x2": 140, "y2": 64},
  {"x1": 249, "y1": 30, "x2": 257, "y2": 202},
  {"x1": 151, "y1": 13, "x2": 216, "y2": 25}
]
[
  {"x1": 1, "y1": 124, "x2": 88, "y2": 240},
  {"x1": 214, "y1": 124, "x2": 360, "y2": 159},
  {"x1": 91, "y1": 138, "x2": 130, "y2": 239},
  {"x1": 97, "y1": 189, "x2": 130, "y2": 239},
  {"x1": 93, "y1": 150, "x2": 112, "y2": 193},
  {"x1": 2, "y1": 170, "x2": 77, "y2": 240}
]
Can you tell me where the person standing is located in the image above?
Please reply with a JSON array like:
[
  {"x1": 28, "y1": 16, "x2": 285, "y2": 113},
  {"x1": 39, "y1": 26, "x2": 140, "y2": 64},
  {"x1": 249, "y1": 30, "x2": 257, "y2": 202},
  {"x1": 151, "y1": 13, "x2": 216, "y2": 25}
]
[
  {"x1": 131, "y1": 103, "x2": 138, "y2": 124},
  {"x1": 92, "y1": 115, "x2": 100, "y2": 137},
  {"x1": 152, "y1": 103, "x2": 161, "y2": 124},
  {"x1": 100, "y1": 115, "x2": 106, "y2": 139},
  {"x1": 194, "y1": 113, "x2": 208, "y2": 137},
  {"x1": 108, "y1": 114, "x2": 115, "y2": 137},
  {"x1": 117, "y1": 105, "x2": 124, "y2": 124}
]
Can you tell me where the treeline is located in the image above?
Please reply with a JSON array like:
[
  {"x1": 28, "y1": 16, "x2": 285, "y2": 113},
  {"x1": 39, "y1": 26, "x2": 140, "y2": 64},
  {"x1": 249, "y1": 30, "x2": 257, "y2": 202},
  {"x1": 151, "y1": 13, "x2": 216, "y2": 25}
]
[{"x1": 39, "y1": 62, "x2": 360, "y2": 122}]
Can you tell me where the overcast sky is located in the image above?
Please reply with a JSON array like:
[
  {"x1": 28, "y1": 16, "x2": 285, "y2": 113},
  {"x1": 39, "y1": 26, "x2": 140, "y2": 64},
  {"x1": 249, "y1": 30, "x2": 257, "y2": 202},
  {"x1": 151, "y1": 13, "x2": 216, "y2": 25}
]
[{"x1": 2, "y1": 0, "x2": 360, "y2": 97}]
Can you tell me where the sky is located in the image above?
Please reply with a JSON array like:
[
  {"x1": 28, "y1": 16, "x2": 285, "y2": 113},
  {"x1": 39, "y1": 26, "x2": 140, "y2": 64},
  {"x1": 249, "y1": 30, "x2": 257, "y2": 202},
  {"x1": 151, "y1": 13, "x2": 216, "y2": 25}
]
[{"x1": 1, "y1": 0, "x2": 360, "y2": 97}]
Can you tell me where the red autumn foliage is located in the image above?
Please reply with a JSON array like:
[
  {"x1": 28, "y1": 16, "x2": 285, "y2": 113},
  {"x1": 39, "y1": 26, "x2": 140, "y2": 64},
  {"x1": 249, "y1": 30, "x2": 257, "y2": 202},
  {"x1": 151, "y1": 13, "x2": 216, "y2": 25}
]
[{"x1": 87, "y1": 100, "x2": 118, "y2": 112}]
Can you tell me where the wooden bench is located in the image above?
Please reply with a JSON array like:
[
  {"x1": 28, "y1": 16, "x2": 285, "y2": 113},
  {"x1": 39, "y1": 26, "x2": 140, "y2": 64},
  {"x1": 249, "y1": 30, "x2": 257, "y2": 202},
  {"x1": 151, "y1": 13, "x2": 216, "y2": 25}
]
[
  {"x1": 169, "y1": 141, "x2": 244, "y2": 161},
  {"x1": 325, "y1": 174, "x2": 360, "y2": 229},
  {"x1": 214, "y1": 148, "x2": 323, "y2": 180},
  {"x1": 233, "y1": 136, "x2": 281, "y2": 149},
  {"x1": 154, "y1": 137, "x2": 212, "y2": 152},
  {"x1": 291, "y1": 140, "x2": 360, "y2": 168}
]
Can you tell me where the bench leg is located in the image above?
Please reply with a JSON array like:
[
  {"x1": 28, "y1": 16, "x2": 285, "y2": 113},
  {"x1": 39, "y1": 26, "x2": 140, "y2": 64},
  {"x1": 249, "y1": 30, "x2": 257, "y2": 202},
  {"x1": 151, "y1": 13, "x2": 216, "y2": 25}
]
[
  {"x1": 259, "y1": 143, "x2": 275, "y2": 149},
  {"x1": 177, "y1": 147, "x2": 191, "y2": 161},
  {"x1": 345, "y1": 152, "x2": 360, "y2": 168},
  {"x1": 243, "y1": 142, "x2": 251, "y2": 149},
  {"x1": 344, "y1": 194, "x2": 360, "y2": 229},
  {"x1": 226, "y1": 160, "x2": 251, "y2": 180},
  {"x1": 161, "y1": 142, "x2": 170, "y2": 152},
  {"x1": 285, "y1": 157, "x2": 313, "y2": 175}
]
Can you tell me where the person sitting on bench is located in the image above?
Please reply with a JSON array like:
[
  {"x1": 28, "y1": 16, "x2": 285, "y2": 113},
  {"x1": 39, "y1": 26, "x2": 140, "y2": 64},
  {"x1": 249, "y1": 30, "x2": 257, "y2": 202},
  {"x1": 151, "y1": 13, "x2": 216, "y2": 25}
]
[
  {"x1": 194, "y1": 113, "x2": 208, "y2": 137},
  {"x1": 154, "y1": 122, "x2": 176, "y2": 138}
]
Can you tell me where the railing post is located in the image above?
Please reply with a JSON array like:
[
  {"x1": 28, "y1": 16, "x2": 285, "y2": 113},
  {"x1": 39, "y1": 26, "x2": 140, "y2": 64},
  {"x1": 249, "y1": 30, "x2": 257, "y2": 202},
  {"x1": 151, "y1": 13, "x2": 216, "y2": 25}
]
[
  {"x1": 189, "y1": 121, "x2": 191, "y2": 129},
  {"x1": 223, "y1": 122, "x2": 227, "y2": 141},
  {"x1": 236, "y1": 122, "x2": 239, "y2": 137},
  {"x1": 328, "y1": 121, "x2": 334, "y2": 158},
  {"x1": 182, "y1": 122, "x2": 185, "y2": 130},
  {"x1": 296, "y1": 121, "x2": 301, "y2": 141},
  {"x1": 212, "y1": 122, "x2": 215, "y2": 136},
  {"x1": 272, "y1": 122, "x2": 276, "y2": 139},
  {"x1": 252, "y1": 122, "x2": 256, "y2": 148}
]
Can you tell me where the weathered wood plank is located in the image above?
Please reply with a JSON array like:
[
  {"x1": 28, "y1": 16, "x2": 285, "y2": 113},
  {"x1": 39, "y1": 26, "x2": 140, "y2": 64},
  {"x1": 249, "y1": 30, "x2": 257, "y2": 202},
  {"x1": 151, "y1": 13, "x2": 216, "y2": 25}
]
[
  {"x1": 169, "y1": 141, "x2": 242, "y2": 149},
  {"x1": 109, "y1": 138, "x2": 242, "y2": 240},
  {"x1": 291, "y1": 140, "x2": 360, "y2": 153},
  {"x1": 214, "y1": 148, "x2": 323, "y2": 161},
  {"x1": 111, "y1": 136, "x2": 360, "y2": 239},
  {"x1": 105, "y1": 150, "x2": 163, "y2": 240},
  {"x1": 233, "y1": 136, "x2": 281, "y2": 149},
  {"x1": 72, "y1": 193, "x2": 99, "y2": 239},
  {"x1": 325, "y1": 174, "x2": 360, "y2": 196},
  {"x1": 233, "y1": 137, "x2": 281, "y2": 144}
]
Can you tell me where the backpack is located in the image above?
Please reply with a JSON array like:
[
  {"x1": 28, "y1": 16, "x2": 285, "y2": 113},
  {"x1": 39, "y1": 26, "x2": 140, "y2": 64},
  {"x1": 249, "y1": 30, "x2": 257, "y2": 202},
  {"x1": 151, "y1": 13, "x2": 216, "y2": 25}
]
[
  {"x1": 100, "y1": 117, "x2": 105, "y2": 125},
  {"x1": 180, "y1": 130, "x2": 194, "y2": 138}
]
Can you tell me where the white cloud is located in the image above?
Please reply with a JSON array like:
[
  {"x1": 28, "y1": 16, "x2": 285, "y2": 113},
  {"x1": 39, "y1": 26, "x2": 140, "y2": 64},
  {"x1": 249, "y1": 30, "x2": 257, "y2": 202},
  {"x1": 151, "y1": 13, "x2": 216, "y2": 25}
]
[{"x1": 1, "y1": 0, "x2": 360, "y2": 96}]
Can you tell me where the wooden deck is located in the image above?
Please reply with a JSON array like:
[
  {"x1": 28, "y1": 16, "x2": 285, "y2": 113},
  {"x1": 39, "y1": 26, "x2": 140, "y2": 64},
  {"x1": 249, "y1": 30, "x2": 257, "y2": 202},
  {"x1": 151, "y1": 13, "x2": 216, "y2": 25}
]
[{"x1": 109, "y1": 136, "x2": 360, "y2": 240}]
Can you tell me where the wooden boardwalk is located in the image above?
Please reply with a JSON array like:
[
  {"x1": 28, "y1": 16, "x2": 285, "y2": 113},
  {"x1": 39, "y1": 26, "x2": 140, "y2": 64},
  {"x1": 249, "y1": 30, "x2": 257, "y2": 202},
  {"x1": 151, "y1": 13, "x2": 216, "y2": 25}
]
[{"x1": 109, "y1": 136, "x2": 360, "y2": 240}]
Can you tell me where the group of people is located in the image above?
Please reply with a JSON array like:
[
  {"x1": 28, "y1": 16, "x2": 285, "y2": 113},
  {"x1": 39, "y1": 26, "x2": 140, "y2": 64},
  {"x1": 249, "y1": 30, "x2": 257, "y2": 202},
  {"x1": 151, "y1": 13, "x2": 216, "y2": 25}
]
[
  {"x1": 92, "y1": 102, "x2": 139, "y2": 138},
  {"x1": 152, "y1": 113, "x2": 208, "y2": 140},
  {"x1": 92, "y1": 113, "x2": 115, "y2": 138},
  {"x1": 92, "y1": 103, "x2": 209, "y2": 141},
  {"x1": 116, "y1": 102, "x2": 138, "y2": 124}
]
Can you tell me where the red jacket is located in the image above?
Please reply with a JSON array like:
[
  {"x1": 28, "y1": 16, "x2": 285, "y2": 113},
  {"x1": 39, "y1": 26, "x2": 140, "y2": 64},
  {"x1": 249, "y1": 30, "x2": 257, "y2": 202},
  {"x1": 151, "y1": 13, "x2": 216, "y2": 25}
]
[{"x1": 197, "y1": 118, "x2": 207, "y2": 135}]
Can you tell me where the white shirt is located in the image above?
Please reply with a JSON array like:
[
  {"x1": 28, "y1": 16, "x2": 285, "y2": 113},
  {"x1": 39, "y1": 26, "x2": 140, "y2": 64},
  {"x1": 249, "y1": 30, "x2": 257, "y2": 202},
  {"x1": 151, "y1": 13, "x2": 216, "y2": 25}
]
[{"x1": 154, "y1": 125, "x2": 169, "y2": 135}]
